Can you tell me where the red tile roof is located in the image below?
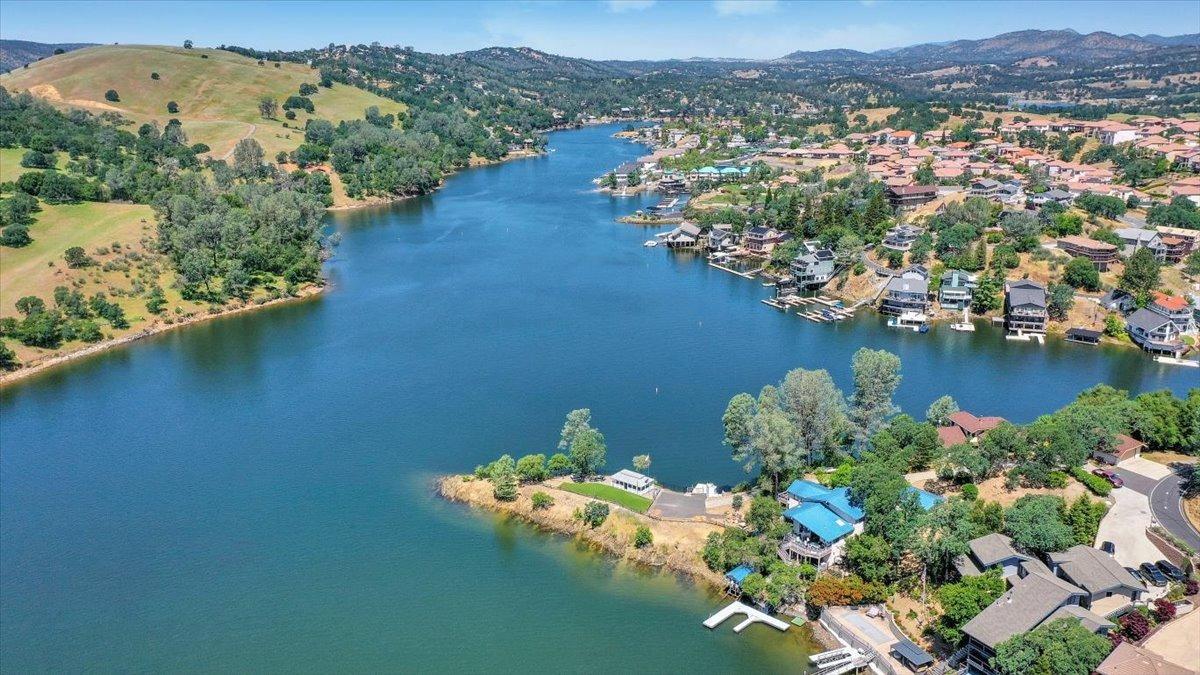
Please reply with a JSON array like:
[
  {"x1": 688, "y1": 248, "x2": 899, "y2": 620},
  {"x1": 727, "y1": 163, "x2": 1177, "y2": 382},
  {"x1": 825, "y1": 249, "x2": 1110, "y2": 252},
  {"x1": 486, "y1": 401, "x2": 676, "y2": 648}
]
[
  {"x1": 948, "y1": 411, "x2": 1006, "y2": 436},
  {"x1": 937, "y1": 425, "x2": 968, "y2": 447},
  {"x1": 1152, "y1": 292, "x2": 1189, "y2": 311}
]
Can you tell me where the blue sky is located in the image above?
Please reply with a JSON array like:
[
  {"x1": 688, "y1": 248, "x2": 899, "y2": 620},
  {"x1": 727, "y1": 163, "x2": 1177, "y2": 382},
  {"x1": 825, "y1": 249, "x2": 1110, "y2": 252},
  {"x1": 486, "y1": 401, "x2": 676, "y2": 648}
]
[{"x1": 2, "y1": 1, "x2": 1197, "y2": 60}]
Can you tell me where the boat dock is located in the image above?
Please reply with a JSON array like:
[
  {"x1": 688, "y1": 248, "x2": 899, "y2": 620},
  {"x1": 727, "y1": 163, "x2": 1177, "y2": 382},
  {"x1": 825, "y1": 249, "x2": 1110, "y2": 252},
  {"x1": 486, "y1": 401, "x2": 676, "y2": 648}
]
[
  {"x1": 702, "y1": 601, "x2": 790, "y2": 633},
  {"x1": 707, "y1": 261, "x2": 760, "y2": 279},
  {"x1": 771, "y1": 295, "x2": 857, "y2": 323}
]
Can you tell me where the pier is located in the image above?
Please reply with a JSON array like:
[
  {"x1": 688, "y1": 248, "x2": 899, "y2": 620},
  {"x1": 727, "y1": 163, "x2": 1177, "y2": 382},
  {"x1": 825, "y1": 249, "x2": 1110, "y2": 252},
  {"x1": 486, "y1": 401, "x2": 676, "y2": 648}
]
[{"x1": 702, "y1": 601, "x2": 790, "y2": 633}]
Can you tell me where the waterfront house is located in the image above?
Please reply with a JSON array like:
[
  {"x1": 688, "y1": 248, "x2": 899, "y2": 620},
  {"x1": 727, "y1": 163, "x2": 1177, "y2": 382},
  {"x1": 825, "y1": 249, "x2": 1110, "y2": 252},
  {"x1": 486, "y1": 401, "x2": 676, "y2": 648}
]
[
  {"x1": 939, "y1": 270, "x2": 978, "y2": 310},
  {"x1": 725, "y1": 564, "x2": 753, "y2": 594},
  {"x1": 882, "y1": 224, "x2": 924, "y2": 252},
  {"x1": 1149, "y1": 292, "x2": 1197, "y2": 335},
  {"x1": 954, "y1": 533, "x2": 1032, "y2": 579},
  {"x1": 1047, "y1": 545, "x2": 1145, "y2": 614},
  {"x1": 1056, "y1": 235, "x2": 1119, "y2": 271},
  {"x1": 887, "y1": 185, "x2": 938, "y2": 210},
  {"x1": 1092, "y1": 433, "x2": 1145, "y2": 465},
  {"x1": 744, "y1": 226, "x2": 786, "y2": 255},
  {"x1": 662, "y1": 223, "x2": 702, "y2": 249},
  {"x1": 1004, "y1": 280, "x2": 1047, "y2": 336},
  {"x1": 789, "y1": 248, "x2": 836, "y2": 290},
  {"x1": 706, "y1": 226, "x2": 738, "y2": 252},
  {"x1": 612, "y1": 162, "x2": 642, "y2": 186},
  {"x1": 1126, "y1": 307, "x2": 1185, "y2": 356},
  {"x1": 880, "y1": 274, "x2": 930, "y2": 316},
  {"x1": 1064, "y1": 327, "x2": 1102, "y2": 345},
  {"x1": 937, "y1": 410, "x2": 1007, "y2": 448},
  {"x1": 1097, "y1": 289, "x2": 1137, "y2": 313},
  {"x1": 610, "y1": 469, "x2": 654, "y2": 495}
]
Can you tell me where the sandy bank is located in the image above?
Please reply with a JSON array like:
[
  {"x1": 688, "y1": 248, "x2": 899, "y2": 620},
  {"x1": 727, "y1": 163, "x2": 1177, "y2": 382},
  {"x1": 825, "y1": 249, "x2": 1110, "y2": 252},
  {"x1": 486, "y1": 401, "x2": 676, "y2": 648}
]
[{"x1": 437, "y1": 475, "x2": 729, "y2": 590}]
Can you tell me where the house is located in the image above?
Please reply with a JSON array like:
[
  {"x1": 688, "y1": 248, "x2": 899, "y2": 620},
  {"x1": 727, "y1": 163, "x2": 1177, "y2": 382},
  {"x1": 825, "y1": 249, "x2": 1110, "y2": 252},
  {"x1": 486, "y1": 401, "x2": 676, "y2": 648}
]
[
  {"x1": 1098, "y1": 123, "x2": 1139, "y2": 146},
  {"x1": 939, "y1": 270, "x2": 978, "y2": 310},
  {"x1": 610, "y1": 469, "x2": 654, "y2": 495},
  {"x1": 889, "y1": 130, "x2": 917, "y2": 146},
  {"x1": 1150, "y1": 292, "x2": 1197, "y2": 335},
  {"x1": 1095, "y1": 641, "x2": 1198, "y2": 675},
  {"x1": 880, "y1": 275, "x2": 930, "y2": 316},
  {"x1": 1065, "y1": 327, "x2": 1102, "y2": 345},
  {"x1": 1126, "y1": 307, "x2": 1185, "y2": 356},
  {"x1": 954, "y1": 533, "x2": 1032, "y2": 579},
  {"x1": 887, "y1": 185, "x2": 938, "y2": 210},
  {"x1": 662, "y1": 223, "x2": 702, "y2": 249},
  {"x1": 612, "y1": 162, "x2": 642, "y2": 185},
  {"x1": 790, "y1": 248, "x2": 837, "y2": 289},
  {"x1": 891, "y1": 640, "x2": 934, "y2": 673},
  {"x1": 706, "y1": 225, "x2": 738, "y2": 252},
  {"x1": 1047, "y1": 545, "x2": 1145, "y2": 612},
  {"x1": 940, "y1": 411, "x2": 1007, "y2": 447},
  {"x1": 725, "y1": 564, "x2": 754, "y2": 594},
  {"x1": 1029, "y1": 188, "x2": 1074, "y2": 206},
  {"x1": 882, "y1": 224, "x2": 924, "y2": 251},
  {"x1": 969, "y1": 178, "x2": 1002, "y2": 198},
  {"x1": 1098, "y1": 289, "x2": 1137, "y2": 313},
  {"x1": 1005, "y1": 280, "x2": 1047, "y2": 336},
  {"x1": 962, "y1": 561, "x2": 1100, "y2": 675},
  {"x1": 1093, "y1": 433, "x2": 1145, "y2": 465},
  {"x1": 1057, "y1": 235, "x2": 1119, "y2": 271},
  {"x1": 745, "y1": 226, "x2": 786, "y2": 255}
]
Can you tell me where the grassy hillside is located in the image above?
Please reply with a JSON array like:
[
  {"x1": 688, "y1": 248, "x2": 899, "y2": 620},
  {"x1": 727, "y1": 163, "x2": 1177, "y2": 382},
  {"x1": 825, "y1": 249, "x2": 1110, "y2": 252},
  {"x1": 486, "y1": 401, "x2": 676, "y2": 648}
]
[{"x1": 0, "y1": 45, "x2": 404, "y2": 158}]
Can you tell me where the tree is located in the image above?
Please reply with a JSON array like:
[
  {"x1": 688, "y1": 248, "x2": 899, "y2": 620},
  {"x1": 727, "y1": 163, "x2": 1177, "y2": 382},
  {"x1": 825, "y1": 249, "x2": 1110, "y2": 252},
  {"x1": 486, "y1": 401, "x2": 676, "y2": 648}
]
[
  {"x1": 918, "y1": 498, "x2": 980, "y2": 583},
  {"x1": 104, "y1": 89, "x2": 119, "y2": 102},
  {"x1": 936, "y1": 569, "x2": 1006, "y2": 645},
  {"x1": 746, "y1": 495, "x2": 782, "y2": 534},
  {"x1": 16, "y1": 295, "x2": 45, "y2": 317},
  {"x1": 20, "y1": 150, "x2": 54, "y2": 169},
  {"x1": 63, "y1": 246, "x2": 93, "y2": 268},
  {"x1": 1001, "y1": 211, "x2": 1042, "y2": 251},
  {"x1": 515, "y1": 453, "x2": 548, "y2": 483},
  {"x1": 569, "y1": 428, "x2": 607, "y2": 478},
  {"x1": 257, "y1": 96, "x2": 278, "y2": 119},
  {"x1": 167, "y1": 101, "x2": 179, "y2": 114},
  {"x1": 1047, "y1": 283, "x2": 1074, "y2": 322},
  {"x1": 845, "y1": 533, "x2": 893, "y2": 584},
  {"x1": 183, "y1": 39, "x2": 194, "y2": 49},
  {"x1": 581, "y1": 501, "x2": 609, "y2": 528},
  {"x1": 849, "y1": 348, "x2": 902, "y2": 447},
  {"x1": 531, "y1": 491, "x2": 554, "y2": 510},
  {"x1": 232, "y1": 138, "x2": 265, "y2": 178},
  {"x1": 1075, "y1": 193, "x2": 1126, "y2": 220},
  {"x1": 992, "y1": 617, "x2": 1112, "y2": 675},
  {"x1": 1064, "y1": 495, "x2": 1107, "y2": 545},
  {"x1": 547, "y1": 453, "x2": 572, "y2": 476},
  {"x1": 1103, "y1": 313, "x2": 1123, "y2": 337},
  {"x1": 779, "y1": 367, "x2": 848, "y2": 463},
  {"x1": 1119, "y1": 247, "x2": 1160, "y2": 302},
  {"x1": 0, "y1": 341, "x2": 18, "y2": 371},
  {"x1": 558, "y1": 408, "x2": 594, "y2": 450},
  {"x1": 145, "y1": 285, "x2": 167, "y2": 314},
  {"x1": 926, "y1": 395, "x2": 959, "y2": 426},
  {"x1": 490, "y1": 454, "x2": 518, "y2": 501},
  {"x1": 633, "y1": 525, "x2": 653, "y2": 548},
  {"x1": 1062, "y1": 257, "x2": 1100, "y2": 291},
  {"x1": 632, "y1": 454, "x2": 651, "y2": 472},
  {"x1": 1004, "y1": 495, "x2": 1074, "y2": 555}
]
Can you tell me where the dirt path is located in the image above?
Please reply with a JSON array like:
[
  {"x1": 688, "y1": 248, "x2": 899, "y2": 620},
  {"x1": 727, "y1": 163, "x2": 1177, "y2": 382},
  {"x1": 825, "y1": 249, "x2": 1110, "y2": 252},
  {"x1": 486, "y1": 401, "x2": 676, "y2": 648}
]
[{"x1": 219, "y1": 122, "x2": 258, "y2": 160}]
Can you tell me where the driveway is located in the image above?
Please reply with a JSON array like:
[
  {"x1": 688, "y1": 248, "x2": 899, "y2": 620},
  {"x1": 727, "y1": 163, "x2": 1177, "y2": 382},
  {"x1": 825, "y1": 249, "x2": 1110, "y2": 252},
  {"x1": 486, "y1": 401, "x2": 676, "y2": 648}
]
[
  {"x1": 1111, "y1": 466, "x2": 1160, "y2": 495},
  {"x1": 1095, "y1": 488, "x2": 1162, "y2": 572},
  {"x1": 1118, "y1": 457, "x2": 1173, "y2": 481},
  {"x1": 648, "y1": 489, "x2": 708, "y2": 520},
  {"x1": 1149, "y1": 473, "x2": 1200, "y2": 551}
]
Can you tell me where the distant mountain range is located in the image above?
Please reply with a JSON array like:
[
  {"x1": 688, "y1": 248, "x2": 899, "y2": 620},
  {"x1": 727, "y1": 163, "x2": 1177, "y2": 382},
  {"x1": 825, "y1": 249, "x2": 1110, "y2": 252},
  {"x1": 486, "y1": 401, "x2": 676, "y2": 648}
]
[
  {"x1": 779, "y1": 29, "x2": 1200, "y2": 64},
  {"x1": 0, "y1": 39, "x2": 93, "y2": 72}
]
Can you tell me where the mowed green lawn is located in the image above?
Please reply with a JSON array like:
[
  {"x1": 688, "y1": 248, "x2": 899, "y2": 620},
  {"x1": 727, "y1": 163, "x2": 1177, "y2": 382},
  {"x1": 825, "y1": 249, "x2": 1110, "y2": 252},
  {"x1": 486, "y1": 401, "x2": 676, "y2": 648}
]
[
  {"x1": 0, "y1": 147, "x2": 64, "y2": 183},
  {"x1": 558, "y1": 481, "x2": 652, "y2": 513}
]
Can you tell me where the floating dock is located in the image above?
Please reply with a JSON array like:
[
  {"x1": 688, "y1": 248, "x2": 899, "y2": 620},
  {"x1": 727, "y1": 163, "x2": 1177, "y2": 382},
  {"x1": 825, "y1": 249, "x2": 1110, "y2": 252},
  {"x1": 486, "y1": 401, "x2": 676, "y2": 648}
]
[{"x1": 702, "y1": 601, "x2": 790, "y2": 633}]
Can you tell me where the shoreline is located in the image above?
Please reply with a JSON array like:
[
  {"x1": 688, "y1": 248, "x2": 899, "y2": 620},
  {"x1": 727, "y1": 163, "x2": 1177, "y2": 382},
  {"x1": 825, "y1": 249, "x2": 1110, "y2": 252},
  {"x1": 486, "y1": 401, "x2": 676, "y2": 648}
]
[
  {"x1": 436, "y1": 475, "x2": 729, "y2": 591},
  {"x1": 0, "y1": 284, "x2": 323, "y2": 388}
]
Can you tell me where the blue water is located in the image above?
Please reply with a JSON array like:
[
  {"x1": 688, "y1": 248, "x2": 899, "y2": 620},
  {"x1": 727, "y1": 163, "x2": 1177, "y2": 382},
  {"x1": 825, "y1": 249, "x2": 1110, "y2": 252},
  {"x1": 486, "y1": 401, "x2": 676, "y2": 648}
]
[{"x1": 0, "y1": 124, "x2": 1192, "y2": 672}]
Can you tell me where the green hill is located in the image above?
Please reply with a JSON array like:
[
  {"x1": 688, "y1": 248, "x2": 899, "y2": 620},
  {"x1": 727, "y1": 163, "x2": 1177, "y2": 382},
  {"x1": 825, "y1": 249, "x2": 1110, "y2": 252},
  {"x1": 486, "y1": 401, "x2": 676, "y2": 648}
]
[{"x1": 0, "y1": 44, "x2": 404, "y2": 158}]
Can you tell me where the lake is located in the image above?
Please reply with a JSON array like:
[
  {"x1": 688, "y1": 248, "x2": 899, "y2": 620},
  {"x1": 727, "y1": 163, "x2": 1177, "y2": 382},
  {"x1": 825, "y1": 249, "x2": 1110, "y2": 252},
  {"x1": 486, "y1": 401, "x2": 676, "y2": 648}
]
[{"x1": 1, "y1": 124, "x2": 1193, "y2": 673}]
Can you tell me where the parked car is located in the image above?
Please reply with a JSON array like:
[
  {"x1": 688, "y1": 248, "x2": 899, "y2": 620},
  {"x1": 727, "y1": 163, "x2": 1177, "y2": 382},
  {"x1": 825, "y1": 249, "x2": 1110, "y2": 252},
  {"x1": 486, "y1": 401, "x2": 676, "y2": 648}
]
[
  {"x1": 1141, "y1": 562, "x2": 1170, "y2": 586},
  {"x1": 1091, "y1": 468, "x2": 1124, "y2": 488},
  {"x1": 1101, "y1": 541, "x2": 1116, "y2": 555},
  {"x1": 1125, "y1": 566, "x2": 1144, "y2": 583},
  {"x1": 1156, "y1": 560, "x2": 1186, "y2": 582}
]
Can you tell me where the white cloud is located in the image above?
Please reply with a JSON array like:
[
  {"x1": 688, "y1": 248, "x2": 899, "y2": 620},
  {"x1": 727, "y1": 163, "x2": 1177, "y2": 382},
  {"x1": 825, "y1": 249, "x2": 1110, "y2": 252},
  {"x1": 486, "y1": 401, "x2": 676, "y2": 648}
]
[
  {"x1": 605, "y1": 0, "x2": 656, "y2": 12},
  {"x1": 712, "y1": 0, "x2": 778, "y2": 17}
]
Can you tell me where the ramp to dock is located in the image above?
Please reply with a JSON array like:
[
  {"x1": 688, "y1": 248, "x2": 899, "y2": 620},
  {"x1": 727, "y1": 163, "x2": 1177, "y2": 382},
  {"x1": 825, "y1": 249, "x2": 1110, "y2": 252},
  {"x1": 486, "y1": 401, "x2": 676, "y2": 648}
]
[{"x1": 702, "y1": 601, "x2": 789, "y2": 633}]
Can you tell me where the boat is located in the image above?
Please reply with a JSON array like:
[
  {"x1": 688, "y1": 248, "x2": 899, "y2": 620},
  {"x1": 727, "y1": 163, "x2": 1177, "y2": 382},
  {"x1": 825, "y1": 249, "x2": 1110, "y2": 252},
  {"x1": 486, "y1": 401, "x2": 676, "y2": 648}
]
[
  {"x1": 643, "y1": 240, "x2": 658, "y2": 247},
  {"x1": 950, "y1": 307, "x2": 975, "y2": 332},
  {"x1": 887, "y1": 311, "x2": 928, "y2": 332},
  {"x1": 1154, "y1": 356, "x2": 1200, "y2": 368}
]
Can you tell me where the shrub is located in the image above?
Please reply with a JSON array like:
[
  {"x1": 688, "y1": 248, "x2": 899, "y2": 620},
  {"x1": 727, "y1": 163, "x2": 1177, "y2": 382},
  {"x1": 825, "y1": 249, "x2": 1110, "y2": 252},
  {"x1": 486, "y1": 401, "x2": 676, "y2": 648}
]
[
  {"x1": 1186, "y1": 579, "x2": 1199, "y2": 596},
  {"x1": 1153, "y1": 598, "x2": 1176, "y2": 623},
  {"x1": 150, "y1": 72, "x2": 160, "y2": 80},
  {"x1": 1046, "y1": 471, "x2": 1068, "y2": 489},
  {"x1": 1119, "y1": 610, "x2": 1151, "y2": 640},
  {"x1": 63, "y1": 246, "x2": 94, "y2": 268},
  {"x1": 582, "y1": 501, "x2": 609, "y2": 528},
  {"x1": 547, "y1": 453, "x2": 572, "y2": 476},
  {"x1": 104, "y1": 89, "x2": 119, "y2": 102},
  {"x1": 1071, "y1": 466, "x2": 1112, "y2": 496},
  {"x1": 962, "y1": 483, "x2": 979, "y2": 500},
  {"x1": 167, "y1": 101, "x2": 179, "y2": 113},
  {"x1": 515, "y1": 453, "x2": 548, "y2": 483},
  {"x1": 633, "y1": 525, "x2": 652, "y2": 548},
  {"x1": 731, "y1": 494, "x2": 743, "y2": 511},
  {"x1": 530, "y1": 491, "x2": 554, "y2": 510}
]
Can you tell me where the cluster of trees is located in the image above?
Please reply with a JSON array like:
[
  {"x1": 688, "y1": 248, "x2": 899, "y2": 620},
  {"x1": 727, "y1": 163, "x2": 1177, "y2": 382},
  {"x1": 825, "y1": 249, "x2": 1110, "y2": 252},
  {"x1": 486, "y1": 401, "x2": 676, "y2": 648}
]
[
  {"x1": 473, "y1": 408, "x2": 609, "y2": 500},
  {"x1": 0, "y1": 287, "x2": 129, "y2": 350}
]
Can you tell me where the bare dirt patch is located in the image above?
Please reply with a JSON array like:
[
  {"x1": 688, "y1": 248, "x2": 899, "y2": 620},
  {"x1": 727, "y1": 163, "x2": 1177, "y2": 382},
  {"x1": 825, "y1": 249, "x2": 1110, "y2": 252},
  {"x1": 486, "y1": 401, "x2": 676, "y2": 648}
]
[{"x1": 973, "y1": 475, "x2": 1088, "y2": 507}]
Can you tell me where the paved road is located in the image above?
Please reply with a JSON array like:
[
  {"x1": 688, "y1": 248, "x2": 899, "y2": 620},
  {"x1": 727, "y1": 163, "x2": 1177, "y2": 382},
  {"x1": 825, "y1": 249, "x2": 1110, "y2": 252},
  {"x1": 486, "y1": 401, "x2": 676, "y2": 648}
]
[
  {"x1": 1149, "y1": 473, "x2": 1200, "y2": 551},
  {"x1": 1112, "y1": 467, "x2": 1160, "y2": 496}
]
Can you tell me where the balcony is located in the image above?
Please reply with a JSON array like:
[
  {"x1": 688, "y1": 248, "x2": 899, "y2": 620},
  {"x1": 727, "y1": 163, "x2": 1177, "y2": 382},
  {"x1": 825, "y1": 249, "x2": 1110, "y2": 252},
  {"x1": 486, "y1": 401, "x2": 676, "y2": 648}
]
[{"x1": 778, "y1": 533, "x2": 833, "y2": 566}]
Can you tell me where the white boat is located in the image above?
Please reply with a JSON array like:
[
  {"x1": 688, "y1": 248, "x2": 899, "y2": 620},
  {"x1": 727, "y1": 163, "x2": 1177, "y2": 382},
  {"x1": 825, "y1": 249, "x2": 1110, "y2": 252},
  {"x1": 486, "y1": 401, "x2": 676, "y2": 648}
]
[
  {"x1": 887, "y1": 311, "x2": 928, "y2": 332},
  {"x1": 950, "y1": 307, "x2": 975, "y2": 332},
  {"x1": 1154, "y1": 356, "x2": 1200, "y2": 368},
  {"x1": 643, "y1": 240, "x2": 658, "y2": 247}
]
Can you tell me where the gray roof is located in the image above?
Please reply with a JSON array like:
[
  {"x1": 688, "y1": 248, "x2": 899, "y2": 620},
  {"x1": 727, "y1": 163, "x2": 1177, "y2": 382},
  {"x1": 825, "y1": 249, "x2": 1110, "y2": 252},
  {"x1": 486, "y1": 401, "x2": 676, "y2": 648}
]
[
  {"x1": 1125, "y1": 308, "x2": 1172, "y2": 333},
  {"x1": 887, "y1": 276, "x2": 928, "y2": 295},
  {"x1": 1114, "y1": 227, "x2": 1157, "y2": 244},
  {"x1": 1043, "y1": 605, "x2": 1115, "y2": 634},
  {"x1": 611, "y1": 469, "x2": 652, "y2": 486},
  {"x1": 1047, "y1": 546, "x2": 1146, "y2": 596},
  {"x1": 1007, "y1": 280, "x2": 1046, "y2": 308},
  {"x1": 955, "y1": 553, "x2": 985, "y2": 577},
  {"x1": 969, "y1": 533, "x2": 1029, "y2": 567},
  {"x1": 962, "y1": 571, "x2": 1085, "y2": 648},
  {"x1": 891, "y1": 639, "x2": 933, "y2": 667}
]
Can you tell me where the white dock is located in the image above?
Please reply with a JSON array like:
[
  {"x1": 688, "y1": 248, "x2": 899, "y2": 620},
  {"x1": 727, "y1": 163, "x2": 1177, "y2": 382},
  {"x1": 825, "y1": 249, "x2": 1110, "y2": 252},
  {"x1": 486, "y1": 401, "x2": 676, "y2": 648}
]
[{"x1": 702, "y1": 601, "x2": 789, "y2": 633}]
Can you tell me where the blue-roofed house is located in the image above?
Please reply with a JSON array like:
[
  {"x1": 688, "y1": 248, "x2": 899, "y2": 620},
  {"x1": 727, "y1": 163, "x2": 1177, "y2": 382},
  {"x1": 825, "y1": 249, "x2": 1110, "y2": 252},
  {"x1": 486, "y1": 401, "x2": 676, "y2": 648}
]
[
  {"x1": 907, "y1": 486, "x2": 944, "y2": 511},
  {"x1": 725, "y1": 564, "x2": 754, "y2": 593}
]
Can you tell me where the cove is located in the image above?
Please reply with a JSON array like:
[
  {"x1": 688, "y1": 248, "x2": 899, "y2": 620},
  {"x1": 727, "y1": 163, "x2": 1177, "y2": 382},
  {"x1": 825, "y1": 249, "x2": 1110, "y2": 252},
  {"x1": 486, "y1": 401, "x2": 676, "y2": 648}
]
[{"x1": 0, "y1": 124, "x2": 1193, "y2": 673}]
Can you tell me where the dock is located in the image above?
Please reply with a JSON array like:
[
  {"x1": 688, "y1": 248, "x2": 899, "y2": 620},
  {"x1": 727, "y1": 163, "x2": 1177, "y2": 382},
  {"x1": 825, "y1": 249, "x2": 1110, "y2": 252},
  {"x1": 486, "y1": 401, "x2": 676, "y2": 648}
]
[
  {"x1": 707, "y1": 261, "x2": 758, "y2": 278},
  {"x1": 702, "y1": 601, "x2": 790, "y2": 633}
]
